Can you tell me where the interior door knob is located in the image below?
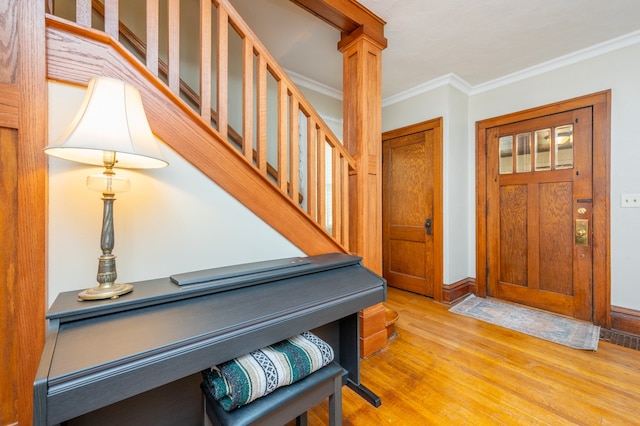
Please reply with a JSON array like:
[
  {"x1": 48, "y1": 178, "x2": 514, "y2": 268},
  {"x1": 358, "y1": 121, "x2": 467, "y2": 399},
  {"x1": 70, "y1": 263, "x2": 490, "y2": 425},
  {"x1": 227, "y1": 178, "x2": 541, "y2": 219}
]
[{"x1": 424, "y1": 218, "x2": 432, "y2": 235}]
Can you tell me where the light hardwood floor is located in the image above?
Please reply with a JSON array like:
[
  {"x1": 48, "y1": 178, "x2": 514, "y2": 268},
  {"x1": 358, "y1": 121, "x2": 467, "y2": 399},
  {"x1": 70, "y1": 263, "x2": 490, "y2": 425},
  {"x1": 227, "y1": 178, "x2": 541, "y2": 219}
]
[{"x1": 306, "y1": 287, "x2": 640, "y2": 425}]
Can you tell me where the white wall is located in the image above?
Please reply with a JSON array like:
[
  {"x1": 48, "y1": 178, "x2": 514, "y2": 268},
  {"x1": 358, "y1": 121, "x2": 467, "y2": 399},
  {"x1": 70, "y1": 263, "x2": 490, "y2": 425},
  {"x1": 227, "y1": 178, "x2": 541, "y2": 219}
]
[
  {"x1": 382, "y1": 36, "x2": 640, "y2": 310},
  {"x1": 470, "y1": 40, "x2": 640, "y2": 310},
  {"x1": 381, "y1": 83, "x2": 470, "y2": 284},
  {"x1": 298, "y1": 87, "x2": 344, "y2": 141},
  {"x1": 47, "y1": 81, "x2": 304, "y2": 306},
  {"x1": 47, "y1": 30, "x2": 640, "y2": 311}
]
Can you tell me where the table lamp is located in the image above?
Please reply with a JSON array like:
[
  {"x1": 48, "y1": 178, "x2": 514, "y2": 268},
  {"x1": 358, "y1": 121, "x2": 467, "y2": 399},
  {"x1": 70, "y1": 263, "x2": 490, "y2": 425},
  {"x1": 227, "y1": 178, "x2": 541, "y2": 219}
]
[{"x1": 45, "y1": 77, "x2": 168, "y2": 300}]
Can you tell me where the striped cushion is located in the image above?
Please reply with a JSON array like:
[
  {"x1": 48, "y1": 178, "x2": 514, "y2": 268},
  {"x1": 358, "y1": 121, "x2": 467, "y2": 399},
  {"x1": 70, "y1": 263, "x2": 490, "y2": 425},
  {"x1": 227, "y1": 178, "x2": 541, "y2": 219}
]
[{"x1": 202, "y1": 331, "x2": 334, "y2": 411}]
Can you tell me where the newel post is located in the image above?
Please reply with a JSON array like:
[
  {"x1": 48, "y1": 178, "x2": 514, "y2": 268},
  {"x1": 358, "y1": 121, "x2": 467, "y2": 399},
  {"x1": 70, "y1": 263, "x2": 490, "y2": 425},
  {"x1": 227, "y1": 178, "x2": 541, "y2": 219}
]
[{"x1": 339, "y1": 26, "x2": 387, "y2": 357}]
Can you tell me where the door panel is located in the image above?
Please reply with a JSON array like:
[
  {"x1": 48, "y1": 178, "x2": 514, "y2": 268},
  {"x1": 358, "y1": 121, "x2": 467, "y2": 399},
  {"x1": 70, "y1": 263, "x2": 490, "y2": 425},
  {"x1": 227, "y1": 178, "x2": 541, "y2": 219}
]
[
  {"x1": 383, "y1": 126, "x2": 435, "y2": 296},
  {"x1": 487, "y1": 107, "x2": 593, "y2": 320},
  {"x1": 499, "y1": 184, "x2": 528, "y2": 286},
  {"x1": 538, "y1": 182, "x2": 573, "y2": 294}
]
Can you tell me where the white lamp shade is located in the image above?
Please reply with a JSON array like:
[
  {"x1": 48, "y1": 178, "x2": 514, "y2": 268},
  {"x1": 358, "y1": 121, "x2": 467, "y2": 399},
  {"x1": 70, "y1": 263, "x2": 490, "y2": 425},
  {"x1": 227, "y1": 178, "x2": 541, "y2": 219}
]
[{"x1": 45, "y1": 77, "x2": 168, "y2": 169}]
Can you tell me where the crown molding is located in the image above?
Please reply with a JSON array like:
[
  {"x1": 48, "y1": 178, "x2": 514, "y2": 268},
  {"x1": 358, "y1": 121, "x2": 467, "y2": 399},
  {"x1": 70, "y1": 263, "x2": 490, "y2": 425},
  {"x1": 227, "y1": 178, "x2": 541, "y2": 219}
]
[
  {"x1": 471, "y1": 29, "x2": 640, "y2": 95},
  {"x1": 286, "y1": 29, "x2": 640, "y2": 108},
  {"x1": 286, "y1": 68, "x2": 343, "y2": 100},
  {"x1": 319, "y1": 112, "x2": 343, "y2": 127},
  {"x1": 382, "y1": 73, "x2": 472, "y2": 107},
  {"x1": 382, "y1": 29, "x2": 640, "y2": 106}
]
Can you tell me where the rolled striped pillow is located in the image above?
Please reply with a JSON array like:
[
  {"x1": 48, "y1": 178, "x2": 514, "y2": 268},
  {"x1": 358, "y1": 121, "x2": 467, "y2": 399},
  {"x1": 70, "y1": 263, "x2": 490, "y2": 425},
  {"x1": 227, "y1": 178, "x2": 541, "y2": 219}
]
[{"x1": 202, "y1": 331, "x2": 334, "y2": 411}]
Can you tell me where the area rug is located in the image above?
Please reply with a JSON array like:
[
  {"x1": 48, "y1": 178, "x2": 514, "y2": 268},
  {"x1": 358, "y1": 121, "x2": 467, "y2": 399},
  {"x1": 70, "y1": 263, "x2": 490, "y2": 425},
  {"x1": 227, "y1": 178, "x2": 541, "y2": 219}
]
[{"x1": 449, "y1": 295, "x2": 600, "y2": 350}]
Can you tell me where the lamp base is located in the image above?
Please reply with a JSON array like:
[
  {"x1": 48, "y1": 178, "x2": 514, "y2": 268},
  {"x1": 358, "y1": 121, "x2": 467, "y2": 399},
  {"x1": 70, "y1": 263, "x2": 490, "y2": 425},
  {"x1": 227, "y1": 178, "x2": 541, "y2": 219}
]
[{"x1": 78, "y1": 283, "x2": 133, "y2": 301}]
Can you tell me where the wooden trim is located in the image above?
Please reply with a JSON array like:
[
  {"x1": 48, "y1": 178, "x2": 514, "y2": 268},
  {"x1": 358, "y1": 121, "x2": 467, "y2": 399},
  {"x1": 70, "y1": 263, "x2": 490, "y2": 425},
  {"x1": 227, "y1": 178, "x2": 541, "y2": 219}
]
[
  {"x1": 277, "y1": 80, "x2": 287, "y2": 192},
  {"x1": 103, "y1": 0, "x2": 118, "y2": 39},
  {"x1": 442, "y1": 278, "x2": 477, "y2": 305},
  {"x1": 317, "y1": 128, "x2": 327, "y2": 229},
  {"x1": 0, "y1": 127, "x2": 19, "y2": 426},
  {"x1": 199, "y1": 0, "x2": 212, "y2": 123},
  {"x1": 0, "y1": 83, "x2": 19, "y2": 128},
  {"x1": 381, "y1": 117, "x2": 444, "y2": 302},
  {"x1": 216, "y1": 4, "x2": 228, "y2": 140},
  {"x1": 340, "y1": 30, "x2": 383, "y2": 273},
  {"x1": 76, "y1": 0, "x2": 91, "y2": 27},
  {"x1": 475, "y1": 91, "x2": 611, "y2": 327},
  {"x1": 241, "y1": 37, "x2": 254, "y2": 161},
  {"x1": 290, "y1": 0, "x2": 387, "y2": 48},
  {"x1": 1, "y1": 5, "x2": 20, "y2": 425},
  {"x1": 591, "y1": 92, "x2": 612, "y2": 327},
  {"x1": 289, "y1": 96, "x2": 300, "y2": 204},
  {"x1": 340, "y1": 27, "x2": 386, "y2": 356},
  {"x1": 256, "y1": 52, "x2": 268, "y2": 174},
  {"x1": 359, "y1": 304, "x2": 387, "y2": 358},
  {"x1": 12, "y1": 1, "x2": 48, "y2": 424},
  {"x1": 337, "y1": 24, "x2": 386, "y2": 52},
  {"x1": 50, "y1": 0, "x2": 370, "y2": 263},
  {"x1": 306, "y1": 117, "x2": 318, "y2": 221},
  {"x1": 611, "y1": 306, "x2": 640, "y2": 336},
  {"x1": 145, "y1": 0, "x2": 159, "y2": 75},
  {"x1": 167, "y1": 0, "x2": 180, "y2": 93}
]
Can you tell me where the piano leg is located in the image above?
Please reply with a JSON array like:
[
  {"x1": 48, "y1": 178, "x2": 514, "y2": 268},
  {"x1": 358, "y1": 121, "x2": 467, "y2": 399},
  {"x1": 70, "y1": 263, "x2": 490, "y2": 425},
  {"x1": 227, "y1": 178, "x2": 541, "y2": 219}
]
[
  {"x1": 336, "y1": 313, "x2": 383, "y2": 407},
  {"x1": 346, "y1": 379, "x2": 382, "y2": 407}
]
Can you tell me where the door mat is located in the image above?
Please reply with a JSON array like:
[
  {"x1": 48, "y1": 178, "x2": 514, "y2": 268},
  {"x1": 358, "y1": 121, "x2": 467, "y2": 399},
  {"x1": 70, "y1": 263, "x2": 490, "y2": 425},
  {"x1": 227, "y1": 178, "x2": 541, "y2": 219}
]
[{"x1": 449, "y1": 295, "x2": 600, "y2": 350}]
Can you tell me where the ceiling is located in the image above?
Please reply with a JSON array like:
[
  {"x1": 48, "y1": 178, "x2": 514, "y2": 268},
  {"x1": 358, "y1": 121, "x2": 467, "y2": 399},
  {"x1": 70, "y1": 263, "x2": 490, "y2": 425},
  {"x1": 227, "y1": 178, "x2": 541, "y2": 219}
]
[{"x1": 229, "y1": 0, "x2": 640, "y2": 100}]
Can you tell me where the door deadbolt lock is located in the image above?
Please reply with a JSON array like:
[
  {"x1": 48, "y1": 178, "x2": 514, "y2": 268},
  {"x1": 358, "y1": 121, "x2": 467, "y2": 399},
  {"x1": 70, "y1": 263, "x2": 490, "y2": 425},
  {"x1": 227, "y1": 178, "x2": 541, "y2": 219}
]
[{"x1": 575, "y1": 219, "x2": 589, "y2": 246}]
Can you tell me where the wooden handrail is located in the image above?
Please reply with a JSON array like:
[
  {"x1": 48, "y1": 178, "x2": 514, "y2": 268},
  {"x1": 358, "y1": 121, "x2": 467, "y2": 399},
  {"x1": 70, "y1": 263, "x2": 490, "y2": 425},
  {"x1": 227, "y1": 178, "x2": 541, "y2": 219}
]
[{"x1": 93, "y1": 0, "x2": 348, "y2": 244}]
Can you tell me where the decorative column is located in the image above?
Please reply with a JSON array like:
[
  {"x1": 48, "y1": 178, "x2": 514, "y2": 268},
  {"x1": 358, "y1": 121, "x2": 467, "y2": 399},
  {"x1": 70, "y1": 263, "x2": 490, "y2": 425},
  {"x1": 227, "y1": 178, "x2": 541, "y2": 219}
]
[{"x1": 339, "y1": 26, "x2": 387, "y2": 357}]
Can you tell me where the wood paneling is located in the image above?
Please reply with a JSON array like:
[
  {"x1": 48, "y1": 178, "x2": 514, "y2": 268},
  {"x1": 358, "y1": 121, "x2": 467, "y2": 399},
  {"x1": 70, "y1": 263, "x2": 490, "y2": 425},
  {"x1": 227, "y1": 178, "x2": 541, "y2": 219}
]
[
  {"x1": 0, "y1": 0, "x2": 47, "y2": 424},
  {"x1": 0, "y1": 83, "x2": 18, "y2": 128},
  {"x1": 499, "y1": 184, "x2": 528, "y2": 286},
  {"x1": 539, "y1": 182, "x2": 573, "y2": 294},
  {"x1": 0, "y1": 126, "x2": 19, "y2": 426},
  {"x1": 0, "y1": 1, "x2": 18, "y2": 83},
  {"x1": 302, "y1": 287, "x2": 640, "y2": 425},
  {"x1": 339, "y1": 25, "x2": 386, "y2": 357}
]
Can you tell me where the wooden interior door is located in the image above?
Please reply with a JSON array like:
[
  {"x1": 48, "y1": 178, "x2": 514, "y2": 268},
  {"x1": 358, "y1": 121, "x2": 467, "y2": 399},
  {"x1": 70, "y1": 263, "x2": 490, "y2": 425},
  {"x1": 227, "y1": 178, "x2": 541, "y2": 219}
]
[
  {"x1": 486, "y1": 107, "x2": 593, "y2": 320},
  {"x1": 382, "y1": 119, "x2": 442, "y2": 298}
]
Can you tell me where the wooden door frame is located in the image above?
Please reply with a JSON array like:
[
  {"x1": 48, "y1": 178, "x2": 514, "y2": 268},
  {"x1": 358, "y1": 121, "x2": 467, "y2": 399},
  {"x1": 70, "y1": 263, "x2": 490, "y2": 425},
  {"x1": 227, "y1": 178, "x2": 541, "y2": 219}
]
[
  {"x1": 382, "y1": 118, "x2": 443, "y2": 302},
  {"x1": 476, "y1": 91, "x2": 611, "y2": 326}
]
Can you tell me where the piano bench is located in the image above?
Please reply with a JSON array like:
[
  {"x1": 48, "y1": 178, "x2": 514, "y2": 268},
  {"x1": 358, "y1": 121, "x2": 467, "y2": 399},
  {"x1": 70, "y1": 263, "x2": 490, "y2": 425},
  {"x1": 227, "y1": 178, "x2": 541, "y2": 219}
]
[{"x1": 202, "y1": 361, "x2": 346, "y2": 426}]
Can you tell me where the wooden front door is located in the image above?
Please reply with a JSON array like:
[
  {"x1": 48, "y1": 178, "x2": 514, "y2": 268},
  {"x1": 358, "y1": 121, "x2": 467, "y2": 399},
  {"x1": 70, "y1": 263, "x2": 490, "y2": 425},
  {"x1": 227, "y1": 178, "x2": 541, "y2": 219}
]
[
  {"x1": 486, "y1": 107, "x2": 593, "y2": 320},
  {"x1": 382, "y1": 119, "x2": 442, "y2": 299}
]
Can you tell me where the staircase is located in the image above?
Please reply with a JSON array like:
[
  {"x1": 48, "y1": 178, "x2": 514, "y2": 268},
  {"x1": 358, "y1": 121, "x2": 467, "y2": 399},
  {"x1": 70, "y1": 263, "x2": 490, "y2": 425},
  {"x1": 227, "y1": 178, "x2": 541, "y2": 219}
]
[
  {"x1": 48, "y1": 0, "x2": 353, "y2": 254},
  {"x1": 45, "y1": 0, "x2": 392, "y2": 356}
]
